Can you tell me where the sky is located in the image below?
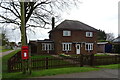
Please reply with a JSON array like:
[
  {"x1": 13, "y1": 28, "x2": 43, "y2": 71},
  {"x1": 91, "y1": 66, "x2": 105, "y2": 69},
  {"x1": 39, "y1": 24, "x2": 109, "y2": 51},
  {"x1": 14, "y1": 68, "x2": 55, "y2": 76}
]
[{"x1": 3, "y1": 0, "x2": 120, "y2": 43}]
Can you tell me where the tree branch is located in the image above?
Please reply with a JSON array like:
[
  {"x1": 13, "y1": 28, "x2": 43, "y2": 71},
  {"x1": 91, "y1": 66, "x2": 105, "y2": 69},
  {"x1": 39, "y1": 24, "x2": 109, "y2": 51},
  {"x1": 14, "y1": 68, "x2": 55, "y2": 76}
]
[
  {"x1": 0, "y1": 4, "x2": 19, "y2": 18},
  {"x1": 11, "y1": 2, "x2": 20, "y2": 18},
  {"x1": 0, "y1": 14, "x2": 20, "y2": 25}
]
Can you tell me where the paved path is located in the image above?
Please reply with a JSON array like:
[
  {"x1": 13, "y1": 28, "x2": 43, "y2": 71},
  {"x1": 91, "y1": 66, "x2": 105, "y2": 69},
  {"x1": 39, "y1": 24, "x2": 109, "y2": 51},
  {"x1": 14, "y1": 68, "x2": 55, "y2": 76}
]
[
  {"x1": 0, "y1": 50, "x2": 15, "y2": 57},
  {"x1": 38, "y1": 69, "x2": 120, "y2": 78}
]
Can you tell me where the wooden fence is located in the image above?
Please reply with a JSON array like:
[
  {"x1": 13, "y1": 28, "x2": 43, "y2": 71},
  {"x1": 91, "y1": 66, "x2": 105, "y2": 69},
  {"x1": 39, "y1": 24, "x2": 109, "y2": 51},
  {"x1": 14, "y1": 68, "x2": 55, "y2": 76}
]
[
  {"x1": 8, "y1": 54, "x2": 120, "y2": 72},
  {"x1": 8, "y1": 51, "x2": 21, "y2": 72},
  {"x1": 93, "y1": 55, "x2": 120, "y2": 65},
  {"x1": 8, "y1": 57, "x2": 80, "y2": 72}
]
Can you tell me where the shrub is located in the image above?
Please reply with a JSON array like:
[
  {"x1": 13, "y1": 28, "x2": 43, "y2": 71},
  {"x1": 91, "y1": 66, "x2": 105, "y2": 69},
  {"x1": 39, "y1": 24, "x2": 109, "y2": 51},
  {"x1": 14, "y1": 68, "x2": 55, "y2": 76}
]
[
  {"x1": 59, "y1": 53, "x2": 71, "y2": 57},
  {"x1": 113, "y1": 44, "x2": 120, "y2": 54}
]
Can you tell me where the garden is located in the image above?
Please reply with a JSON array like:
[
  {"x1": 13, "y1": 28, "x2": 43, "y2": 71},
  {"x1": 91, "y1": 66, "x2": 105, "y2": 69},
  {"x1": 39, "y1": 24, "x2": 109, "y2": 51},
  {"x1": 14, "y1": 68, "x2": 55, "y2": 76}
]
[{"x1": 1, "y1": 50, "x2": 120, "y2": 79}]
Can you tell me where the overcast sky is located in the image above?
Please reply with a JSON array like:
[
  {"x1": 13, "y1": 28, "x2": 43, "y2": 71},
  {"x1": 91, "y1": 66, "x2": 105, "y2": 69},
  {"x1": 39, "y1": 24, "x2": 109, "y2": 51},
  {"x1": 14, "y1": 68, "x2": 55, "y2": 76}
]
[{"x1": 4, "y1": 0, "x2": 120, "y2": 43}]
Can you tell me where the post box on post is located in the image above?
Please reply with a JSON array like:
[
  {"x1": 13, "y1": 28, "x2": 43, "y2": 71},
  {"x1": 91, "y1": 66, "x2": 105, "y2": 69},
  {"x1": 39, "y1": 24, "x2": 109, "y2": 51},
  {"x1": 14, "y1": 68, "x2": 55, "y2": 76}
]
[{"x1": 21, "y1": 46, "x2": 29, "y2": 60}]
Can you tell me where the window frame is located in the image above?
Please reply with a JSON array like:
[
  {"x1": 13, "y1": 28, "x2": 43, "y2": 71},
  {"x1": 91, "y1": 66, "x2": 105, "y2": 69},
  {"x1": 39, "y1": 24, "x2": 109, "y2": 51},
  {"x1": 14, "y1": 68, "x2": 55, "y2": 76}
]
[
  {"x1": 85, "y1": 43, "x2": 93, "y2": 51},
  {"x1": 42, "y1": 43, "x2": 54, "y2": 51},
  {"x1": 62, "y1": 43, "x2": 72, "y2": 51},
  {"x1": 86, "y1": 32, "x2": 93, "y2": 37},
  {"x1": 63, "y1": 30, "x2": 71, "y2": 36}
]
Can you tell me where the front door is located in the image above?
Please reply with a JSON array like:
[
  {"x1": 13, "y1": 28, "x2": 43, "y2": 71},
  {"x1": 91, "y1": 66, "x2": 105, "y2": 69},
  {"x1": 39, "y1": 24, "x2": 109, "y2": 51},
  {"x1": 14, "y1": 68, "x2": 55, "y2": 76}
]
[{"x1": 76, "y1": 44, "x2": 80, "y2": 54}]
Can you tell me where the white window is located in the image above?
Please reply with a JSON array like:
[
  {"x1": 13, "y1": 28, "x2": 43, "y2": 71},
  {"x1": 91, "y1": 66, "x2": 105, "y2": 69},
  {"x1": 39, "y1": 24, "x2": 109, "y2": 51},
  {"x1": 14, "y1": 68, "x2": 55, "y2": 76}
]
[
  {"x1": 85, "y1": 43, "x2": 93, "y2": 50},
  {"x1": 62, "y1": 43, "x2": 72, "y2": 51},
  {"x1": 42, "y1": 43, "x2": 54, "y2": 50},
  {"x1": 86, "y1": 32, "x2": 93, "y2": 37},
  {"x1": 63, "y1": 30, "x2": 71, "y2": 36}
]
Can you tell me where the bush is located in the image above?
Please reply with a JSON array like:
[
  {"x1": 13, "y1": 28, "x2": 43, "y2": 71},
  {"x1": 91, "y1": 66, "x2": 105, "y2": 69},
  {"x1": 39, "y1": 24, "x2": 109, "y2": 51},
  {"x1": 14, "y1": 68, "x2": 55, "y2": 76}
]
[
  {"x1": 59, "y1": 53, "x2": 71, "y2": 57},
  {"x1": 113, "y1": 44, "x2": 120, "y2": 54}
]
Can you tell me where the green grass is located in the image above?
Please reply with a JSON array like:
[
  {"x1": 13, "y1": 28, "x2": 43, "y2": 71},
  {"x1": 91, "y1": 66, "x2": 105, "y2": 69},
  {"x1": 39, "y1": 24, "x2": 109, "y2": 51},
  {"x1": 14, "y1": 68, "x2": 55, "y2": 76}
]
[
  {"x1": 0, "y1": 46, "x2": 12, "y2": 52},
  {"x1": 0, "y1": 46, "x2": 4, "y2": 49},
  {"x1": 31, "y1": 55, "x2": 77, "y2": 69},
  {"x1": 94, "y1": 54, "x2": 109, "y2": 56},
  {"x1": 0, "y1": 49, "x2": 12, "y2": 52},
  {"x1": 31, "y1": 55, "x2": 53, "y2": 59},
  {"x1": 2, "y1": 49, "x2": 21, "y2": 73},
  {"x1": 2, "y1": 52, "x2": 100, "y2": 79},
  {"x1": 2, "y1": 67, "x2": 100, "y2": 79},
  {"x1": 95, "y1": 64, "x2": 120, "y2": 69},
  {"x1": 2, "y1": 51, "x2": 119, "y2": 79}
]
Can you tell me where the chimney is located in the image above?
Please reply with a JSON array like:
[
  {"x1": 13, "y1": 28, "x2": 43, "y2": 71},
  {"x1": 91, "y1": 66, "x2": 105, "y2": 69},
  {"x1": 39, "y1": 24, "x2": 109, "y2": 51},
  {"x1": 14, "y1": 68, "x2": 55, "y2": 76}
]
[{"x1": 52, "y1": 17, "x2": 55, "y2": 29}]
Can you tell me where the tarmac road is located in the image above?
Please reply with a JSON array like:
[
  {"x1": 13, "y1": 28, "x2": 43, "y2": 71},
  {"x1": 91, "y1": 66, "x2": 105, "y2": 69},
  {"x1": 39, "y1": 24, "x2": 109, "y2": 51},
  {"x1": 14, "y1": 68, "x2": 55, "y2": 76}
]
[
  {"x1": 0, "y1": 50, "x2": 14, "y2": 57},
  {"x1": 21, "y1": 69, "x2": 120, "y2": 80},
  {"x1": 39, "y1": 69, "x2": 120, "y2": 78}
]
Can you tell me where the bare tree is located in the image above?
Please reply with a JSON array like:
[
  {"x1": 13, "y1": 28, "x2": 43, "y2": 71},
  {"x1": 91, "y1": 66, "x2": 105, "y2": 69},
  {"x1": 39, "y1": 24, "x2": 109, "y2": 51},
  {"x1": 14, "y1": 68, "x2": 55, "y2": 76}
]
[
  {"x1": 106, "y1": 33, "x2": 115, "y2": 41},
  {"x1": 0, "y1": 0, "x2": 79, "y2": 43}
]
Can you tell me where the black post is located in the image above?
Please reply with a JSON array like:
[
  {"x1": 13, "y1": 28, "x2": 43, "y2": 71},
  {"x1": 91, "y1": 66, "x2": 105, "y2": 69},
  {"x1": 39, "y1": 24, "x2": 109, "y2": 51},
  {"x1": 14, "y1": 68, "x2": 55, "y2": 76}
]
[
  {"x1": 115, "y1": 55, "x2": 117, "y2": 64},
  {"x1": 46, "y1": 57, "x2": 48, "y2": 69},
  {"x1": 90, "y1": 54, "x2": 94, "y2": 66},
  {"x1": 28, "y1": 45, "x2": 32, "y2": 74},
  {"x1": 80, "y1": 54, "x2": 83, "y2": 67},
  {"x1": 8, "y1": 60, "x2": 10, "y2": 72}
]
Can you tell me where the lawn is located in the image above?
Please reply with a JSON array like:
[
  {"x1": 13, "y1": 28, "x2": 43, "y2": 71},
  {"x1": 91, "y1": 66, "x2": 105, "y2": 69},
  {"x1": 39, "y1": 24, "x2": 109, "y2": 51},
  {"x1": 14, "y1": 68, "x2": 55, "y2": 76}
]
[
  {"x1": 95, "y1": 64, "x2": 120, "y2": 69},
  {"x1": 31, "y1": 54, "x2": 54, "y2": 59},
  {"x1": 30, "y1": 55, "x2": 79, "y2": 70},
  {"x1": 2, "y1": 51, "x2": 100, "y2": 79},
  {"x1": 94, "y1": 53, "x2": 109, "y2": 56},
  {"x1": 0, "y1": 49, "x2": 12, "y2": 52},
  {"x1": 2, "y1": 49, "x2": 21, "y2": 73},
  {"x1": 2, "y1": 67, "x2": 100, "y2": 79},
  {"x1": 2, "y1": 51, "x2": 119, "y2": 79},
  {"x1": 0, "y1": 46, "x2": 12, "y2": 52}
]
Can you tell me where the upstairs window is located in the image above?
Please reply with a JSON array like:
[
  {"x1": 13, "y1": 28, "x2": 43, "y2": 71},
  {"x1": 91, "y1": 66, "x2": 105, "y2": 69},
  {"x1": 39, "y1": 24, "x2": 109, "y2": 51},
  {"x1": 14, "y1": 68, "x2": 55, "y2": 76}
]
[
  {"x1": 62, "y1": 43, "x2": 72, "y2": 51},
  {"x1": 63, "y1": 30, "x2": 71, "y2": 36},
  {"x1": 42, "y1": 43, "x2": 54, "y2": 51},
  {"x1": 86, "y1": 32, "x2": 93, "y2": 37},
  {"x1": 85, "y1": 43, "x2": 93, "y2": 51}
]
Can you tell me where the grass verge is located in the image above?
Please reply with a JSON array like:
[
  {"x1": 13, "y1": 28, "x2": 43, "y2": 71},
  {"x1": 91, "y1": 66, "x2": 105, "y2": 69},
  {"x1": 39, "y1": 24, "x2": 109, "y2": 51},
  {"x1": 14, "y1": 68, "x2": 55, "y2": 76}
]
[
  {"x1": 0, "y1": 49, "x2": 12, "y2": 52},
  {"x1": 95, "y1": 64, "x2": 120, "y2": 69},
  {"x1": 31, "y1": 55, "x2": 53, "y2": 59},
  {"x1": 2, "y1": 49, "x2": 21, "y2": 73},
  {"x1": 2, "y1": 67, "x2": 100, "y2": 79},
  {"x1": 2, "y1": 51, "x2": 100, "y2": 79},
  {"x1": 94, "y1": 54, "x2": 109, "y2": 56}
]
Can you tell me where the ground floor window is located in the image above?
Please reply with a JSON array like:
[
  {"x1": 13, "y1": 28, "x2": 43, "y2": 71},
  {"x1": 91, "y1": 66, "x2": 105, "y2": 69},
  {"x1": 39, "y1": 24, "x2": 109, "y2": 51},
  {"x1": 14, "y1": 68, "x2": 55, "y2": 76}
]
[
  {"x1": 42, "y1": 43, "x2": 54, "y2": 50},
  {"x1": 62, "y1": 43, "x2": 72, "y2": 51},
  {"x1": 85, "y1": 43, "x2": 93, "y2": 51}
]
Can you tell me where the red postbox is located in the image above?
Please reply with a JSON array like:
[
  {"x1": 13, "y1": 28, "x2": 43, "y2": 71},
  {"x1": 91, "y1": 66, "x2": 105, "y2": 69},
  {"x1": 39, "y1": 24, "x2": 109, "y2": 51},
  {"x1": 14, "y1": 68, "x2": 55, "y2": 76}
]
[{"x1": 21, "y1": 46, "x2": 29, "y2": 59}]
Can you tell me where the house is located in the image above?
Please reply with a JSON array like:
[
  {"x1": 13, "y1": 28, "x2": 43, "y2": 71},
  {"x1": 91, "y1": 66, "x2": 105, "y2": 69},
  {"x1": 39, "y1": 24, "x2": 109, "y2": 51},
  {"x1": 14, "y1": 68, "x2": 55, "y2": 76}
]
[
  {"x1": 112, "y1": 36, "x2": 120, "y2": 53},
  {"x1": 113, "y1": 36, "x2": 120, "y2": 44},
  {"x1": 29, "y1": 18, "x2": 98, "y2": 55},
  {"x1": 97, "y1": 42, "x2": 112, "y2": 53}
]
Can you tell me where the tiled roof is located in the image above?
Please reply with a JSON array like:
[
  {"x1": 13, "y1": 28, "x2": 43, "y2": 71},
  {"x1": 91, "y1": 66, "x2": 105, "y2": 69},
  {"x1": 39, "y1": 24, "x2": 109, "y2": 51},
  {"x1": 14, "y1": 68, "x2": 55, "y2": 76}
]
[
  {"x1": 113, "y1": 36, "x2": 120, "y2": 43},
  {"x1": 49, "y1": 20, "x2": 98, "y2": 32}
]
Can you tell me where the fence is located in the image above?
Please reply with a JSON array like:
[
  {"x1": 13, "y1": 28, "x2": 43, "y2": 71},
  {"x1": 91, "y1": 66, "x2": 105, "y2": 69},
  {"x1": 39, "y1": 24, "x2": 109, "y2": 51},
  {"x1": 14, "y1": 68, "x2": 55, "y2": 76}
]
[
  {"x1": 8, "y1": 57, "x2": 80, "y2": 72},
  {"x1": 8, "y1": 54, "x2": 120, "y2": 72},
  {"x1": 8, "y1": 51, "x2": 21, "y2": 72},
  {"x1": 93, "y1": 55, "x2": 120, "y2": 65}
]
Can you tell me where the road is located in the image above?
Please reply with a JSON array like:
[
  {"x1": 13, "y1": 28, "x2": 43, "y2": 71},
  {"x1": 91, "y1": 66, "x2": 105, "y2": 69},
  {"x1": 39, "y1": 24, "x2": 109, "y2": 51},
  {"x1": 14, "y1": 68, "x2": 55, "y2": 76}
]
[
  {"x1": 0, "y1": 50, "x2": 15, "y2": 57},
  {"x1": 39, "y1": 69, "x2": 119, "y2": 78},
  {"x1": 21, "y1": 69, "x2": 120, "y2": 80}
]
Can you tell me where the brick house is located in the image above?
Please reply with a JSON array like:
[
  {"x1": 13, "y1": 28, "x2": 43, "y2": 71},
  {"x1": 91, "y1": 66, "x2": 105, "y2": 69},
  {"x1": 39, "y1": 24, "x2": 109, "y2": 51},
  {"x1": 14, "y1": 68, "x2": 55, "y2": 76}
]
[{"x1": 29, "y1": 18, "x2": 98, "y2": 55}]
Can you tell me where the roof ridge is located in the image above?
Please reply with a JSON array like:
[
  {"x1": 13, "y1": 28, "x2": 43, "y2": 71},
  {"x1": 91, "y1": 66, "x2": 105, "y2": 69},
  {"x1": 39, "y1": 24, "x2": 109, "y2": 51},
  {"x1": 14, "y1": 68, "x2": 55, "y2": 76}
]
[{"x1": 49, "y1": 19, "x2": 98, "y2": 33}]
